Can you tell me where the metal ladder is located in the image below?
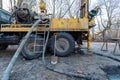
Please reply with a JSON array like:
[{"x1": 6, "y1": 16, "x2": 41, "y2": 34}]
[
  {"x1": 33, "y1": 15, "x2": 52, "y2": 55},
  {"x1": 33, "y1": 25, "x2": 47, "y2": 53}
]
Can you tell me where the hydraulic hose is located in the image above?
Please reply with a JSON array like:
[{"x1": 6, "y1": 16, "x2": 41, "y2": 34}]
[{"x1": 2, "y1": 19, "x2": 41, "y2": 80}]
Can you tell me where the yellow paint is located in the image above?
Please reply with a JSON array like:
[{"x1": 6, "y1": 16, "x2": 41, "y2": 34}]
[
  {"x1": 10, "y1": 24, "x2": 22, "y2": 28},
  {"x1": 39, "y1": 0, "x2": 46, "y2": 10},
  {"x1": 51, "y1": 18, "x2": 88, "y2": 30},
  {"x1": 1, "y1": 0, "x2": 90, "y2": 32},
  {"x1": 89, "y1": 18, "x2": 96, "y2": 27},
  {"x1": 1, "y1": 17, "x2": 89, "y2": 32},
  {"x1": 87, "y1": 33, "x2": 91, "y2": 50},
  {"x1": 0, "y1": 0, "x2": 93, "y2": 49}
]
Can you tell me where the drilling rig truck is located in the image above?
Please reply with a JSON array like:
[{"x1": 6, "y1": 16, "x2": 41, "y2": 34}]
[{"x1": 0, "y1": 0, "x2": 99, "y2": 59}]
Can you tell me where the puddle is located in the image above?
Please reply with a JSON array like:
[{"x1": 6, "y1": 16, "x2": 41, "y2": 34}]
[
  {"x1": 102, "y1": 66, "x2": 120, "y2": 80},
  {"x1": 109, "y1": 74, "x2": 120, "y2": 80}
]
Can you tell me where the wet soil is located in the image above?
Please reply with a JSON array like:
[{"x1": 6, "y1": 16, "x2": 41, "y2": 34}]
[{"x1": 0, "y1": 42, "x2": 120, "y2": 80}]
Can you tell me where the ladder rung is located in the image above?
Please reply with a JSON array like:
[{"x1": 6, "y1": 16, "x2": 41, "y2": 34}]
[
  {"x1": 34, "y1": 51, "x2": 43, "y2": 53},
  {"x1": 33, "y1": 23, "x2": 50, "y2": 54},
  {"x1": 35, "y1": 45, "x2": 44, "y2": 47},
  {"x1": 37, "y1": 26, "x2": 48, "y2": 27},
  {"x1": 36, "y1": 27, "x2": 48, "y2": 31},
  {"x1": 36, "y1": 33, "x2": 45, "y2": 35},
  {"x1": 35, "y1": 38, "x2": 44, "y2": 40},
  {"x1": 36, "y1": 28, "x2": 47, "y2": 30}
]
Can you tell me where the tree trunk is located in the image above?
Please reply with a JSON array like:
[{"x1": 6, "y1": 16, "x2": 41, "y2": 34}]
[{"x1": 0, "y1": 0, "x2": 2, "y2": 8}]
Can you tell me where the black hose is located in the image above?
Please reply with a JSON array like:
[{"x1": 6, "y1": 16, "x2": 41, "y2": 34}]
[
  {"x1": 46, "y1": 66, "x2": 99, "y2": 80},
  {"x1": 42, "y1": 53, "x2": 99, "y2": 80},
  {"x1": 93, "y1": 52, "x2": 120, "y2": 62}
]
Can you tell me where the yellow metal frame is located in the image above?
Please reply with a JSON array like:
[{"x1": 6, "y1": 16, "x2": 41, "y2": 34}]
[
  {"x1": 1, "y1": 17, "x2": 89, "y2": 32},
  {"x1": 0, "y1": 0, "x2": 91, "y2": 32},
  {"x1": 0, "y1": 0, "x2": 92, "y2": 49},
  {"x1": 87, "y1": 33, "x2": 91, "y2": 50}
]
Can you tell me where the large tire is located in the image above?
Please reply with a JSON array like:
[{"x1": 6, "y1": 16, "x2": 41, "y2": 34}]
[
  {"x1": 22, "y1": 35, "x2": 43, "y2": 60},
  {"x1": 50, "y1": 33, "x2": 75, "y2": 57},
  {"x1": 0, "y1": 45, "x2": 8, "y2": 50}
]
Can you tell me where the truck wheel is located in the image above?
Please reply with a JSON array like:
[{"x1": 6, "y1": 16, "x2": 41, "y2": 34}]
[
  {"x1": 22, "y1": 35, "x2": 43, "y2": 60},
  {"x1": 0, "y1": 45, "x2": 8, "y2": 50},
  {"x1": 50, "y1": 33, "x2": 75, "y2": 57}
]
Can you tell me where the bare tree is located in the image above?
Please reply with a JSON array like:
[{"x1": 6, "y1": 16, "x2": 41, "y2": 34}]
[
  {"x1": 9, "y1": 0, "x2": 13, "y2": 11},
  {"x1": 44, "y1": 0, "x2": 81, "y2": 18},
  {"x1": 7, "y1": 0, "x2": 81, "y2": 18},
  {"x1": 94, "y1": 0, "x2": 120, "y2": 40},
  {"x1": 17, "y1": 0, "x2": 23, "y2": 7},
  {"x1": 0, "y1": 0, "x2": 2, "y2": 8}
]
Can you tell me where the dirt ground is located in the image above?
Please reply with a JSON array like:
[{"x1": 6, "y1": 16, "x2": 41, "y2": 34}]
[{"x1": 0, "y1": 42, "x2": 120, "y2": 80}]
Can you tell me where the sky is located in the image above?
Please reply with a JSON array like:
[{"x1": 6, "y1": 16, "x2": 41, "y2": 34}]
[
  {"x1": 2, "y1": 0, "x2": 98, "y2": 11},
  {"x1": 90, "y1": 0, "x2": 98, "y2": 9},
  {"x1": 3, "y1": 0, "x2": 10, "y2": 10}
]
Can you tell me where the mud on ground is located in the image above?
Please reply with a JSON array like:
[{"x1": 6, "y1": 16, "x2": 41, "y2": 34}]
[{"x1": 0, "y1": 42, "x2": 120, "y2": 80}]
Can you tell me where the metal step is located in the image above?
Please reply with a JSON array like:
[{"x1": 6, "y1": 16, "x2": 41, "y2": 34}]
[
  {"x1": 33, "y1": 51, "x2": 43, "y2": 53},
  {"x1": 35, "y1": 38, "x2": 44, "y2": 40},
  {"x1": 34, "y1": 45, "x2": 44, "y2": 47}
]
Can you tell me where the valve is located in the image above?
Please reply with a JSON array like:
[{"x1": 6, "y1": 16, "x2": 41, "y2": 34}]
[{"x1": 39, "y1": 0, "x2": 47, "y2": 15}]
